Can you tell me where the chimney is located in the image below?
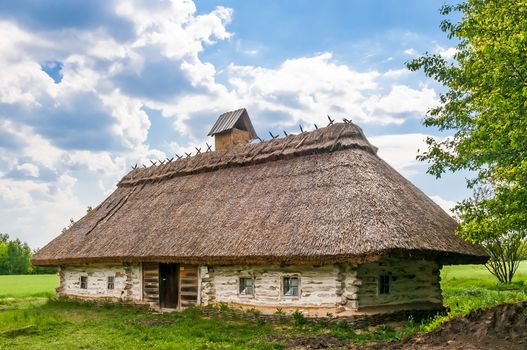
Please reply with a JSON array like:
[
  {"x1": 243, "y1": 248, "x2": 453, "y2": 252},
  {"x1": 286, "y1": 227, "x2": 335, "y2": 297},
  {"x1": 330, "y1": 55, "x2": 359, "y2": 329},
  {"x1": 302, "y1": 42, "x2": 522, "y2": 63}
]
[{"x1": 207, "y1": 108, "x2": 257, "y2": 151}]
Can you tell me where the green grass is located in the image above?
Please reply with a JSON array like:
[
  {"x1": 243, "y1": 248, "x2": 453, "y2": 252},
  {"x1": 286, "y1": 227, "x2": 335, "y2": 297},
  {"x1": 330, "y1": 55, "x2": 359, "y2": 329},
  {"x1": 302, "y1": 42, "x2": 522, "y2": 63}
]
[
  {"x1": 441, "y1": 261, "x2": 527, "y2": 315},
  {"x1": 0, "y1": 275, "x2": 58, "y2": 298},
  {"x1": 0, "y1": 262, "x2": 526, "y2": 349},
  {"x1": 442, "y1": 260, "x2": 527, "y2": 289}
]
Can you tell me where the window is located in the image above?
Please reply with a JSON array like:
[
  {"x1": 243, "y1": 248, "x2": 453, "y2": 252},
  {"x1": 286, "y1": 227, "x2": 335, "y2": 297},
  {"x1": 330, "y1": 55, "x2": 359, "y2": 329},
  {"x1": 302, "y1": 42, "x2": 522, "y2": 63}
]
[
  {"x1": 107, "y1": 276, "x2": 115, "y2": 290},
  {"x1": 239, "y1": 277, "x2": 253, "y2": 295},
  {"x1": 80, "y1": 276, "x2": 87, "y2": 289},
  {"x1": 379, "y1": 275, "x2": 390, "y2": 294},
  {"x1": 283, "y1": 276, "x2": 299, "y2": 296}
]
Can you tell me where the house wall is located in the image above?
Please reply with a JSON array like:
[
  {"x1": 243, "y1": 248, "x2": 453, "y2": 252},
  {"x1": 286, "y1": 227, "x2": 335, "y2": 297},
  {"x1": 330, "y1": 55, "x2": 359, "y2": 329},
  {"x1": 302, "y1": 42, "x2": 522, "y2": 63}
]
[
  {"x1": 355, "y1": 258, "x2": 442, "y2": 310},
  {"x1": 200, "y1": 259, "x2": 443, "y2": 315},
  {"x1": 59, "y1": 264, "x2": 142, "y2": 302},
  {"x1": 200, "y1": 264, "x2": 343, "y2": 315},
  {"x1": 56, "y1": 258, "x2": 443, "y2": 315}
]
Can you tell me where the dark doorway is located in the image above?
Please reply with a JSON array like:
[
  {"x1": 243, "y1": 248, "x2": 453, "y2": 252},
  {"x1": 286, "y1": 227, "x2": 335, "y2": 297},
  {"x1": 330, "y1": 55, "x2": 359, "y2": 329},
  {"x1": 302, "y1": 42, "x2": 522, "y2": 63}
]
[{"x1": 159, "y1": 263, "x2": 180, "y2": 309}]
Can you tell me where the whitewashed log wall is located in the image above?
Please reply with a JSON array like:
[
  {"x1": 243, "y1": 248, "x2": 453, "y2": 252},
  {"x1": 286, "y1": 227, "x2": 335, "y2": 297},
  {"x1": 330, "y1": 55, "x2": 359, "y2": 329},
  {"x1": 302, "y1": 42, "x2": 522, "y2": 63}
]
[
  {"x1": 56, "y1": 258, "x2": 443, "y2": 313},
  {"x1": 201, "y1": 264, "x2": 341, "y2": 308},
  {"x1": 59, "y1": 264, "x2": 142, "y2": 301},
  {"x1": 355, "y1": 258, "x2": 442, "y2": 308},
  {"x1": 201, "y1": 259, "x2": 442, "y2": 313}
]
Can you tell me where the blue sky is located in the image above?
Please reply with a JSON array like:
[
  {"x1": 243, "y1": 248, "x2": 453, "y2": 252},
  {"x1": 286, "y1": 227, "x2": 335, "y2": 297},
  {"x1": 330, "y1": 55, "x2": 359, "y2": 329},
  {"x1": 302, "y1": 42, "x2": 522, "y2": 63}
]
[{"x1": 0, "y1": 0, "x2": 467, "y2": 248}]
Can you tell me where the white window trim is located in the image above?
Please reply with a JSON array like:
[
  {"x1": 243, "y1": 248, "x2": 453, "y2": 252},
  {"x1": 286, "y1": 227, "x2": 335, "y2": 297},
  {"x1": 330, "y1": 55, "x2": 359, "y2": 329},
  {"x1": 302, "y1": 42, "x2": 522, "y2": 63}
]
[
  {"x1": 237, "y1": 276, "x2": 255, "y2": 298},
  {"x1": 280, "y1": 274, "x2": 301, "y2": 300}
]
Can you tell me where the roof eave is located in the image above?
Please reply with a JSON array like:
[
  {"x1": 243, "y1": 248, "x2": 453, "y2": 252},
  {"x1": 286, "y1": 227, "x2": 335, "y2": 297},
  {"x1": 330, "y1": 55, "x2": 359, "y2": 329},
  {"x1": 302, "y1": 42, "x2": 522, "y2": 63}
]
[{"x1": 31, "y1": 249, "x2": 489, "y2": 267}]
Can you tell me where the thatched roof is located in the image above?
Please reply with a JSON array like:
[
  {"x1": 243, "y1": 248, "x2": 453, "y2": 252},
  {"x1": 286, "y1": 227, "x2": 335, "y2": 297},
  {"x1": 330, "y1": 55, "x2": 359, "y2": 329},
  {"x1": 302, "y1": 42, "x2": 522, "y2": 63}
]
[{"x1": 32, "y1": 122, "x2": 487, "y2": 266}]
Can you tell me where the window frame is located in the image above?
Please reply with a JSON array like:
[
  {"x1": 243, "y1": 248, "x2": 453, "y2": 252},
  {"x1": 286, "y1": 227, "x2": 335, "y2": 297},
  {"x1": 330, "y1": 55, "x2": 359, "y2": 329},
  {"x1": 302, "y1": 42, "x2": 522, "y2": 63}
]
[
  {"x1": 238, "y1": 276, "x2": 254, "y2": 297},
  {"x1": 282, "y1": 275, "x2": 300, "y2": 298},
  {"x1": 378, "y1": 274, "x2": 390, "y2": 295},
  {"x1": 107, "y1": 276, "x2": 115, "y2": 290},
  {"x1": 80, "y1": 276, "x2": 88, "y2": 289}
]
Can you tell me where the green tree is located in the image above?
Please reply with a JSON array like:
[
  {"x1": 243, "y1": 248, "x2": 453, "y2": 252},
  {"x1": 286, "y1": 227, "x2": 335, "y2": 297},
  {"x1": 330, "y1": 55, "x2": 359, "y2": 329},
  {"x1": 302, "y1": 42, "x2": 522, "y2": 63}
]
[
  {"x1": 407, "y1": 0, "x2": 527, "y2": 282},
  {"x1": 0, "y1": 234, "x2": 32, "y2": 274}
]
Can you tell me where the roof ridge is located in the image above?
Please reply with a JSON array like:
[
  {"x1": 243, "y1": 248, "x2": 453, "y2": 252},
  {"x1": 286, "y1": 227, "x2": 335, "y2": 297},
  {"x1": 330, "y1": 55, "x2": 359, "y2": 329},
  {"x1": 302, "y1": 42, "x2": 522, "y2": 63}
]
[{"x1": 118, "y1": 122, "x2": 377, "y2": 187}]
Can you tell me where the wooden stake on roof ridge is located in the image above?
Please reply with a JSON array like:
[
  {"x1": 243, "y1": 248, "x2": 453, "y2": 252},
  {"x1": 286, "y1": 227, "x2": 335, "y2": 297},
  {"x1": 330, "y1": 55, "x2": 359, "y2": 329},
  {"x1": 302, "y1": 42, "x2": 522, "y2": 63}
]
[
  {"x1": 206, "y1": 143, "x2": 212, "y2": 152},
  {"x1": 327, "y1": 115, "x2": 335, "y2": 125},
  {"x1": 283, "y1": 130, "x2": 288, "y2": 136},
  {"x1": 195, "y1": 147, "x2": 201, "y2": 154},
  {"x1": 256, "y1": 136, "x2": 263, "y2": 142},
  {"x1": 150, "y1": 160, "x2": 157, "y2": 166},
  {"x1": 314, "y1": 124, "x2": 318, "y2": 130},
  {"x1": 269, "y1": 131, "x2": 278, "y2": 139},
  {"x1": 299, "y1": 125, "x2": 304, "y2": 133},
  {"x1": 166, "y1": 157, "x2": 174, "y2": 163},
  {"x1": 185, "y1": 152, "x2": 192, "y2": 158},
  {"x1": 175, "y1": 153, "x2": 182, "y2": 160}
]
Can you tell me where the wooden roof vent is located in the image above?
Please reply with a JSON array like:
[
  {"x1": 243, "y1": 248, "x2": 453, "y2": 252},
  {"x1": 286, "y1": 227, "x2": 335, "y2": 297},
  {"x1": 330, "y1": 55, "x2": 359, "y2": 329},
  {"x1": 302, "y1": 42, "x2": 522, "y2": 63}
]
[{"x1": 208, "y1": 108, "x2": 257, "y2": 151}]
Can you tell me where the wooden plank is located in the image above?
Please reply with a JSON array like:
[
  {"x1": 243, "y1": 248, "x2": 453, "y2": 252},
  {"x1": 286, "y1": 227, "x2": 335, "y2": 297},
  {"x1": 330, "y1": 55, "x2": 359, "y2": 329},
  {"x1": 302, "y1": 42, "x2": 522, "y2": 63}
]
[
  {"x1": 143, "y1": 263, "x2": 159, "y2": 305},
  {"x1": 178, "y1": 265, "x2": 198, "y2": 309},
  {"x1": 180, "y1": 272, "x2": 198, "y2": 277},
  {"x1": 180, "y1": 279, "x2": 198, "y2": 285},
  {"x1": 180, "y1": 294, "x2": 197, "y2": 299}
]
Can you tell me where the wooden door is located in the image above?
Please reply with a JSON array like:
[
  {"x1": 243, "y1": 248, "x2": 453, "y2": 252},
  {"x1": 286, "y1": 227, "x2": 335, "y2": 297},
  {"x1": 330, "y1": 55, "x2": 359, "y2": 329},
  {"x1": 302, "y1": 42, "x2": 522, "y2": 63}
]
[{"x1": 159, "y1": 263, "x2": 179, "y2": 309}]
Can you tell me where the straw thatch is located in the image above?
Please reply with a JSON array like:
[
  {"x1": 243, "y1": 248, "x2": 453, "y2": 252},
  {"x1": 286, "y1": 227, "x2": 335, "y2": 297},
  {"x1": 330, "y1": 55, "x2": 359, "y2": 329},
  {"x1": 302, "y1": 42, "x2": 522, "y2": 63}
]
[{"x1": 32, "y1": 122, "x2": 487, "y2": 266}]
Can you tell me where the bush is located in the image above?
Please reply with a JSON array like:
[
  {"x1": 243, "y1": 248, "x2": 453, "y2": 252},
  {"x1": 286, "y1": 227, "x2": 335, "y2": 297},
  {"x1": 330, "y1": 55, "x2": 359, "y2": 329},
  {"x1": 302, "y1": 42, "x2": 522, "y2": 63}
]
[{"x1": 291, "y1": 310, "x2": 306, "y2": 326}]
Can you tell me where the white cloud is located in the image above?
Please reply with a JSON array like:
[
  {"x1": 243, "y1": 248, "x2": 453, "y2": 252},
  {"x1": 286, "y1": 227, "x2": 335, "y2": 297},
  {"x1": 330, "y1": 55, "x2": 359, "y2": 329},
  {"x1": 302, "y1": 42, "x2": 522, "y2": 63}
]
[
  {"x1": 0, "y1": 120, "x2": 63, "y2": 170},
  {"x1": 435, "y1": 45, "x2": 457, "y2": 59},
  {"x1": 365, "y1": 84, "x2": 437, "y2": 118},
  {"x1": 101, "y1": 90, "x2": 151, "y2": 150},
  {"x1": 383, "y1": 68, "x2": 410, "y2": 79},
  {"x1": 243, "y1": 49, "x2": 259, "y2": 56},
  {"x1": 430, "y1": 195, "x2": 457, "y2": 216},
  {"x1": 370, "y1": 133, "x2": 438, "y2": 176},
  {"x1": 0, "y1": 174, "x2": 86, "y2": 247},
  {"x1": 16, "y1": 163, "x2": 40, "y2": 177},
  {"x1": 203, "y1": 53, "x2": 438, "y2": 130},
  {"x1": 404, "y1": 48, "x2": 417, "y2": 56},
  {"x1": 118, "y1": 0, "x2": 232, "y2": 60}
]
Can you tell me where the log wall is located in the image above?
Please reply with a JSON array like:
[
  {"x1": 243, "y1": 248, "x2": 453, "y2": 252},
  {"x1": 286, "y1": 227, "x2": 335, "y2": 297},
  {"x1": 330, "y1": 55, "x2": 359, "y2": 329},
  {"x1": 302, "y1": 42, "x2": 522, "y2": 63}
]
[
  {"x1": 204, "y1": 265, "x2": 341, "y2": 310},
  {"x1": 355, "y1": 258, "x2": 442, "y2": 309},
  {"x1": 57, "y1": 258, "x2": 443, "y2": 314},
  {"x1": 60, "y1": 264, "x2": 142, "y2": 301}
]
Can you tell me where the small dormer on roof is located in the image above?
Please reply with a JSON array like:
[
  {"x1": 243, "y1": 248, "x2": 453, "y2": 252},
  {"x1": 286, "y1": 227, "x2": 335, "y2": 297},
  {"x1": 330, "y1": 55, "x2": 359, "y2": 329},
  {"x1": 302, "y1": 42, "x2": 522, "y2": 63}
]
[{"x1": 208, "y1": 108, "x2": 257, "y2": 150}]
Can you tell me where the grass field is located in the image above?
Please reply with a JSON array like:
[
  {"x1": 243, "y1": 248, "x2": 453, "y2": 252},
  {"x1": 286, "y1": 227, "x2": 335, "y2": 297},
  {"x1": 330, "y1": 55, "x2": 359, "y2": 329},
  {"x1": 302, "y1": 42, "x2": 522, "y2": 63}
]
[
  {"x1": 0, "y1": 275, "x2": 58, "y2": 298},
  {"x1": 441, "y1": 261, "x2": 527, "y2": 316},
  {"x1": 0, "y1": 262, "x2": 526, "y2": 349}
]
